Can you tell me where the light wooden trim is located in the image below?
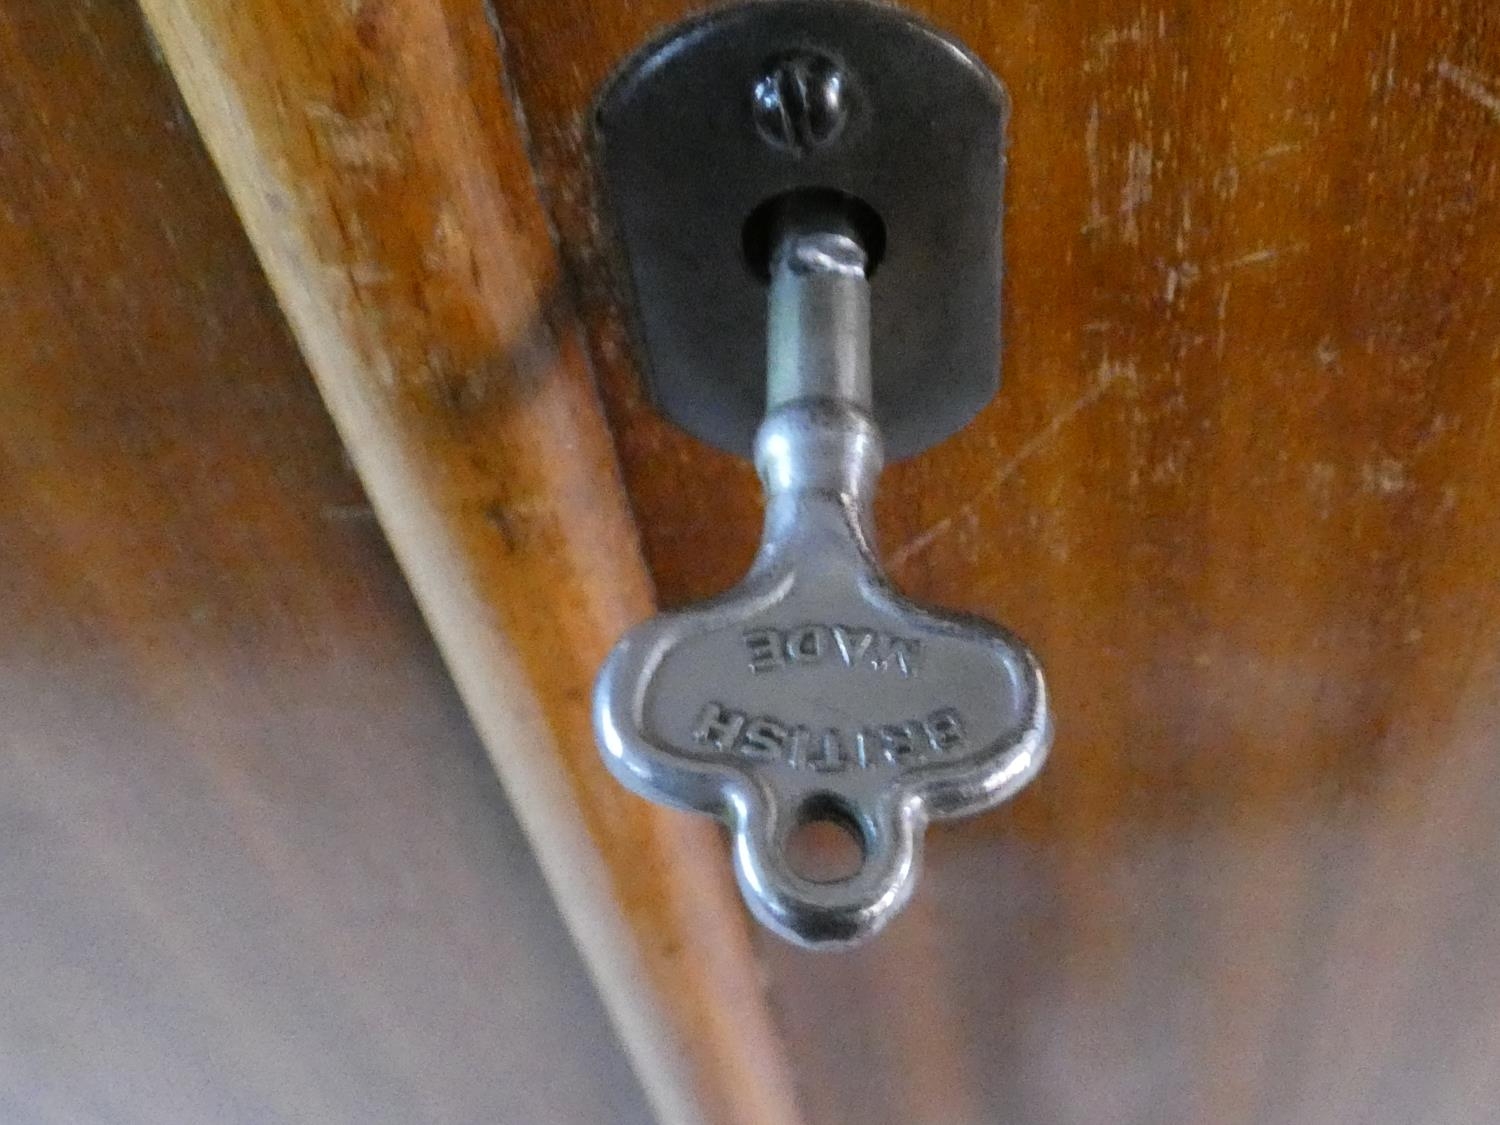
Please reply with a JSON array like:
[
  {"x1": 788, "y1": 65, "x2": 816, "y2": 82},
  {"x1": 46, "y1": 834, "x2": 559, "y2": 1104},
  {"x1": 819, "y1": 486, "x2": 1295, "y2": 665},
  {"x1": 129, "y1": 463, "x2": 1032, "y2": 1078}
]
[{"x1": 135, "y1": 3, "x2": 803, "y2": 1123}]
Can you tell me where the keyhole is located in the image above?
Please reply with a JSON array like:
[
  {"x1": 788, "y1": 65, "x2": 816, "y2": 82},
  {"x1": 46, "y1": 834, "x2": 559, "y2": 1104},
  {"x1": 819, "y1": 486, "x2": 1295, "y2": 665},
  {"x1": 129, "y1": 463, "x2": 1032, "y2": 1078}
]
[
  {"x1": 741, "y1": 186, "x2": 886, "y2": 282},
  {"x1": 785, "y1": 794, "x2": 866, "y2": 883}
]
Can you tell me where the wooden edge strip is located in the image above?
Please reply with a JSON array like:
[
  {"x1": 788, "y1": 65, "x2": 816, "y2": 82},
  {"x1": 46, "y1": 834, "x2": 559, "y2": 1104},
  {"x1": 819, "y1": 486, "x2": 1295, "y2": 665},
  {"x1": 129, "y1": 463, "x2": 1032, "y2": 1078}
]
[{"x1": 134, "y1": 3, "x2": 804, "y2": 1123}]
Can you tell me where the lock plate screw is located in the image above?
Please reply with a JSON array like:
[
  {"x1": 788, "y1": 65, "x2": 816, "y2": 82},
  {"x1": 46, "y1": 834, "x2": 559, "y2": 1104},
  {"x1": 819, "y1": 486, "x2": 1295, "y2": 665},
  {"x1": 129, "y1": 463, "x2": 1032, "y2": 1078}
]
[{"x1": 752, "y1": 52, "x2": 849, "y2": 155}]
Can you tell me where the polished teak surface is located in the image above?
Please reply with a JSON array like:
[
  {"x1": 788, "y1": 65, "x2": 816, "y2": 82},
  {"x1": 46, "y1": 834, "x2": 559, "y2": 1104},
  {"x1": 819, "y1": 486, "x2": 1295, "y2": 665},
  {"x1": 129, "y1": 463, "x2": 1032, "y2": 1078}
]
[{"x1": 7, "y1": 0, "x2": 1500, "y2": 1123}]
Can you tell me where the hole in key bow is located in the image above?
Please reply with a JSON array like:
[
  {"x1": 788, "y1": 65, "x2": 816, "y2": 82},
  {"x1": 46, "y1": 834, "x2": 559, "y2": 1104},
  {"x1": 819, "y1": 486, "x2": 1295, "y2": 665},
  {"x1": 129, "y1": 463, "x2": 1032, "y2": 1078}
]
[{"x1": 785, "y1": 792, "x2": 867, "y2": 884}]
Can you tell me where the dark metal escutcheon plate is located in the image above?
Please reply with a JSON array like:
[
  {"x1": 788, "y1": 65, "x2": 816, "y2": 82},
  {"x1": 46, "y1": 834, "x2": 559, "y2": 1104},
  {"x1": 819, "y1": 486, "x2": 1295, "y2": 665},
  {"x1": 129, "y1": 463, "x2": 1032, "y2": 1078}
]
[{"x1": 594, "y1": 0, "x2": 1008, "y2": 460}]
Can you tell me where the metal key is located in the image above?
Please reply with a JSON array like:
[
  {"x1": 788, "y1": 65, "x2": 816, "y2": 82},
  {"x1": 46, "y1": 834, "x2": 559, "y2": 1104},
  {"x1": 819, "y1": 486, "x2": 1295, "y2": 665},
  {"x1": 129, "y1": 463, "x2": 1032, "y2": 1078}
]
[{"x1": 594, "y1": 210, "x2": 1051, "y2": 948}]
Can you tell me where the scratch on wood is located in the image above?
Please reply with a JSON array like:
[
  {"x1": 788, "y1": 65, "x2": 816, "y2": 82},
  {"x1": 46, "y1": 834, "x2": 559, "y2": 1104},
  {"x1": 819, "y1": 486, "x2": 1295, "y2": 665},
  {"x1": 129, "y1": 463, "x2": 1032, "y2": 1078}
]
[
  {"x1": 1360, "y1": 458, "x2": 1412, "y2": 496},
  {"x1": 1083, "y1": 101, "x2": 1106, "y2": 233},
  {"x1": 1215, "y1": 282, "x2": 1231, "y2": 359},
  {"x1": 1120, "y1": 142, "x2": 1153, "y2": 245},
  {"x1": 888, "y1": 358, "x2": 1139, "y2": 571},
  {"x1": 1092, "y1": 21, "x2": 1145, "y2": 54},
  {"x1": 1436, "y1": 60, "x2": 1500, "y2": 123},
  {"x1": 1211, "y1": 243, "x2": 1310, "y2": 274},
  {"x1": 422, "y1": 202, "x2": 470, "y2": 276},
  {"x1": 1316, "y1": 336, "x2": 1340, "y2": 368},
  {"x1": 305, "y1": 98, "x2": 401, "y2": 172},
  {"x1": 1220, "y1": 247, "x2": 1280, "y2": 270},
  {"x1": 1252, "y1": 141, "x2": 1302, "y2": 164},
  {"x1": 1164, "y1": 261, "x2": 1200, "y2": 305},
  {"x1": 1382, "y1": 30, "x2": 1400, "y2": 95}
]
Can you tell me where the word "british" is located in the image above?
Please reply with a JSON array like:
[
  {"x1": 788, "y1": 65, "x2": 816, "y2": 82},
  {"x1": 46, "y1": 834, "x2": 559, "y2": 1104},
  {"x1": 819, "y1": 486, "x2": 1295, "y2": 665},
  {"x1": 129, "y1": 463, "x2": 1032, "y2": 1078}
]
[
  {"x1": 690, "y1": 701, "x2": 966, "y2": 771},
  {"x1": 743, "y1": 624, "x2": 921, "y2": 678}
]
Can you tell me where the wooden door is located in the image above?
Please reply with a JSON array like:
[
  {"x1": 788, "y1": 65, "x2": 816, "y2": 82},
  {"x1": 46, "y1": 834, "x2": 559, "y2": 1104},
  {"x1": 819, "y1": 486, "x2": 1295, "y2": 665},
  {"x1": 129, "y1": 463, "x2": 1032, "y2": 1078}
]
[{"x1": 9, "y1": 1, "x2": 1500, "y2": 1122}]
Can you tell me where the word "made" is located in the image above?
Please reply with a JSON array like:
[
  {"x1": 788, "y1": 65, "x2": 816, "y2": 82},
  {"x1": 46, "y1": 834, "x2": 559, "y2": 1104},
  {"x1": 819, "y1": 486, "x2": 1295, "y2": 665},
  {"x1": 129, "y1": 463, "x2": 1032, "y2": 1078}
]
[{"x1": 744, "y1": 624, "x2": 921, "y2": 678}]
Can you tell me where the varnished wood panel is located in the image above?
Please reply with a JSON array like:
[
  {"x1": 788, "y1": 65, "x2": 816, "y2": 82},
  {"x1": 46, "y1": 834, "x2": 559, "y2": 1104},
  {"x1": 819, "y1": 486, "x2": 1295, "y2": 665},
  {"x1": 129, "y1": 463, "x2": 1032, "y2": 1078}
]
[
  {"x1": 490, "y1": 1, "x2": 1500, "y2": 1121},
  {"x1": 0, "y1": 5, "x2": 651, "y2": 1122},
  {"x1": 134, "y1": 2, "x2": 802, "y2": 1123}
]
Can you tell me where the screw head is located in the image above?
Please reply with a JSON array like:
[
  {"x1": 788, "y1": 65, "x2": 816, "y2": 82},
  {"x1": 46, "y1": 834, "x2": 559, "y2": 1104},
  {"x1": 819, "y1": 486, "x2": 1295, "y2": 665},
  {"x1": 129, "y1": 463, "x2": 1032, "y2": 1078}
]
[{"x1": 752, "y1": 53, "x2": 849, "y2": 156}]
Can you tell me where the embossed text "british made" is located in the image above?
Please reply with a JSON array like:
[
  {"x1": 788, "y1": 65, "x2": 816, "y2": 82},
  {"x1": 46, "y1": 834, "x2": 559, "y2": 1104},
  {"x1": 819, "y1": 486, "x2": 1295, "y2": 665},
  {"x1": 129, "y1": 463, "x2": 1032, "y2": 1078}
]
[
  {"x1": 691, "y1": 701, "x2": 964, "y2": 771},
  {"x1": 744, "y1": 624, "x2": 921, "y2": 677}
]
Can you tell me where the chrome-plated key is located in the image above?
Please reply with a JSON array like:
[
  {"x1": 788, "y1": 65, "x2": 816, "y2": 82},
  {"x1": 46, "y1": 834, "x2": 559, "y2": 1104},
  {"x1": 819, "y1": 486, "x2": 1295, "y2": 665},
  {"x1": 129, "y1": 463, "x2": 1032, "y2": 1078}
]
[{"x1": 594, "y1": 213, "x2": 1051, "y2": 948}]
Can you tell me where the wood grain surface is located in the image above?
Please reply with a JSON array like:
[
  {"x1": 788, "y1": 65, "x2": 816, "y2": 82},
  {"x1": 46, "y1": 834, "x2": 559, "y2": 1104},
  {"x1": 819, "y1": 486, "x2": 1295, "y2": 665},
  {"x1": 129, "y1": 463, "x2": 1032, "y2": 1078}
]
[
  {"x1": 0, "y1": 4, "x2": 652, "y2": 1122},
  {"x1": 133, "y1": 2, "x2": 803, "y2": 1123},
  {"x1": 489, "y1": 1, "x2": 1500, "y2": 1121}
]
